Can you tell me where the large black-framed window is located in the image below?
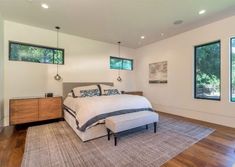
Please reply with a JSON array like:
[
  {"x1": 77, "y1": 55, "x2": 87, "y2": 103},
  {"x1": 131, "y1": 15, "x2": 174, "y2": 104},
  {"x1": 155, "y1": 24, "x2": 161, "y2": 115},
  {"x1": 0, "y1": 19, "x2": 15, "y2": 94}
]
[
  {"x1": 110, "y1": 56, "x2": 133, "y2": 70},
  {"x1": 194, "y1": 40, "x2": 221, "y2": 100},
  {"x1": 9, "y1": 41, "x2": 64, "y2": 65},
  {"x1": 230, "y1": 38, "x2": 235, "y2": 102}
]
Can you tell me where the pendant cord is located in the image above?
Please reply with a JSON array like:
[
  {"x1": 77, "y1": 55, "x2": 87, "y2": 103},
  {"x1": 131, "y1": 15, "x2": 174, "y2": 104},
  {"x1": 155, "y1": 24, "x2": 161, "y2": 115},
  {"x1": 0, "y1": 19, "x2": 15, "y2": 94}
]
[
  {"x1": 118, "y1": 41, "x2": 121, "y2": 76},
  {"x1": 57, "y1": 63, "x2": 59, "y2": 74},
  {"x1": 56, "y1": 26, "x2": 60, "y2": 73},
  {"x1": 57, "y1": 29, "x2": 59, "y2": 49},
  {"x1": 54, "y1": 26, "x2": 61, "y2": 80}
]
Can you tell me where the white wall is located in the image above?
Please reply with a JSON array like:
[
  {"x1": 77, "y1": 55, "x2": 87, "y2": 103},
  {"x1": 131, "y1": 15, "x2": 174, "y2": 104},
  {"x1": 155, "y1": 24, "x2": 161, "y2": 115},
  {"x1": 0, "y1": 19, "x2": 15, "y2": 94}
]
[
  {"x1": 3, "y1": 21, "x2": 136, "y2": 126},
  {"x1": 135, "y1": 15, "x2": 235, "y2": 128},
  {"x1": 0, "y1": 15, "x2": 4, "y2": 129}
]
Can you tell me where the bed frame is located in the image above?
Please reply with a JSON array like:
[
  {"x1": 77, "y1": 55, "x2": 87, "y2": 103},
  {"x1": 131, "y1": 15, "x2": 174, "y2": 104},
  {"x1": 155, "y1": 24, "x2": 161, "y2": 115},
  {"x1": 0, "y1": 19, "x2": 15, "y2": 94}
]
[{"x1": 63, "y1": 82, "x2": 113, "y2": 142}]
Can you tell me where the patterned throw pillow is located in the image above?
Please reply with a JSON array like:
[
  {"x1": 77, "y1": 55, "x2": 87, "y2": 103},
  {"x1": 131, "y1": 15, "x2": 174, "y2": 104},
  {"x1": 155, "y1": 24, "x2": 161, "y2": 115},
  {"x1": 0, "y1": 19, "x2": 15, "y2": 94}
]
[
  {"x1": 104, "y1": 89, "x2": 120, "y2": 96},
  {"x1": 72, "y1": 85, "x2": 100, "y2": 97},
  {"x1": 80, "y1": 89, "x2": 100, "y2": 97}
]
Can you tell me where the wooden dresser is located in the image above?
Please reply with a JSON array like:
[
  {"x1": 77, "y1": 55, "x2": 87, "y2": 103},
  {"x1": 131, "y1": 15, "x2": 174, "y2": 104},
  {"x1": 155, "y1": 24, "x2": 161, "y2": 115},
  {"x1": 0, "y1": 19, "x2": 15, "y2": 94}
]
[
  {"x1": 122, "y1": 91, "x2": 143, "y2": 96},
  {"x1": 10, "y1": 96, "x2": 62, "y2": 125}
]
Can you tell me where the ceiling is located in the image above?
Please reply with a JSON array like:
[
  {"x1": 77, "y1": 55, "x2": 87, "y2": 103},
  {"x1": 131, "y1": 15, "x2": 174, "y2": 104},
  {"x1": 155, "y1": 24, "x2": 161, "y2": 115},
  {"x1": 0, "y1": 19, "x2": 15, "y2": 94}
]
[{"x1": 0, "y1": 0, "x2": 235, "y2": 48}]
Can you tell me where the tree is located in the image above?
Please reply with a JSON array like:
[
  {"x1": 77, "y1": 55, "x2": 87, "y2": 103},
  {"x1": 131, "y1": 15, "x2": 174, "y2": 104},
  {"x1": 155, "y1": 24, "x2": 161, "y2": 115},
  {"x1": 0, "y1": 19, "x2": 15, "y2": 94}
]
[{"x1": 195, "y1": 42, "x2": 220, "y2": 98}]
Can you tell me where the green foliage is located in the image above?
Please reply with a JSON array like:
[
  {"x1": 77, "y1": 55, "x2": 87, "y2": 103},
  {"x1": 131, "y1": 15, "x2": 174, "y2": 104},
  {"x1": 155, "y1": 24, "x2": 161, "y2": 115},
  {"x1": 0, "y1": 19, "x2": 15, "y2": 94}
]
[
  {"x1": 10, "y1": 43, "x2": 64, "y2": 65},
  {"x1": 123, "y1": 59, "x2": 133, "y2": 70},
  {"x1": 110, "y1": 57, "x2": 133, "y2": 70},
  {"x1": 110, "y1": 57, "x2": 122, "y2": 70},
  {"x1": 231, "y1": 39, "x2": 235, "y2": 101},
  {"x1": 195, "y1": 41, "x2": 220, "y2": 99},
  {"x1": 54, "y1": 50, "x2": 64, "y2": 64}
]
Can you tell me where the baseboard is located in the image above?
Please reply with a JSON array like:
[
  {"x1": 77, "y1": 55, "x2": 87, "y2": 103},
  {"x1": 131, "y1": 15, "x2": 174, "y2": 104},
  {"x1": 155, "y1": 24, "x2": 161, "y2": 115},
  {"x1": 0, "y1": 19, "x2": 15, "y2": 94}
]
[{"x1": 152, "y1": 103, "x2": 235, "y2": 128}]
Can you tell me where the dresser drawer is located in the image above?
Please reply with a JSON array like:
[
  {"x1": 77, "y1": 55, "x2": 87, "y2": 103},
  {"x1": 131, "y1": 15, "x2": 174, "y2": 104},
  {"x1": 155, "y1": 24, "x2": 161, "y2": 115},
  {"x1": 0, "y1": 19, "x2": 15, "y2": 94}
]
[
  {"x1": 38, "y1": 97, "x2": 62, "y2": 121},
  {"x1": 10, "y1": 99, "x2": 38, "y2": 125}
]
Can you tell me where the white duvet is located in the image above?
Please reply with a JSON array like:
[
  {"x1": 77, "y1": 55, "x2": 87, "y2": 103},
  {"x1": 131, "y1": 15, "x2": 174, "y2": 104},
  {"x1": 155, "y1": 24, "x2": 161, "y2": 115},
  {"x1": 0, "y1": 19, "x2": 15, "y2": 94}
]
[{"x1": 64, "y1": 94, "x2": 153, "y2": 131}]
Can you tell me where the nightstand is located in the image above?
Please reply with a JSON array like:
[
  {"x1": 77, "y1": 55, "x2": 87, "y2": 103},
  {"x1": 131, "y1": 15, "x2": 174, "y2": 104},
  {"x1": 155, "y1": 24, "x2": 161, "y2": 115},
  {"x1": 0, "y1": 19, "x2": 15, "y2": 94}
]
[
  {"x1": 10, "y1": 96, "x2": 62, "y2": 125},
  {"x1": 121, "y1": 91, "x2": 143, "y2": 96}
]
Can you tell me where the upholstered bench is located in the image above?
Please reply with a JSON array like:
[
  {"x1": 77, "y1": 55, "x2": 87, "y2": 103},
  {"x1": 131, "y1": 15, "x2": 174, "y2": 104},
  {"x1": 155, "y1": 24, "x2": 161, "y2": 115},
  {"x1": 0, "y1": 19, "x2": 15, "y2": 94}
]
[{"x1": 105, "y1": 111, "x2": 159, "y2": 146}]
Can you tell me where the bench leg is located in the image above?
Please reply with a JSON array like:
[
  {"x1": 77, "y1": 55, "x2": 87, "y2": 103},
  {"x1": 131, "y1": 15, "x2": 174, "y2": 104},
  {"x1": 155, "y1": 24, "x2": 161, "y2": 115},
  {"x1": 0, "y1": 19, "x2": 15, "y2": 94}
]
[
  {"x1": 107, "y1": 129, "x2": 111, "y2": 141},
  {"x1": 146, "y1": 125, "x2": 148, "y2": 130},
  {"x1": 114, "y1": 134, "x2": 117, "y2": 146},
  {"x1": 154, "y1": 122, "x2": 157, "y2": 133}
]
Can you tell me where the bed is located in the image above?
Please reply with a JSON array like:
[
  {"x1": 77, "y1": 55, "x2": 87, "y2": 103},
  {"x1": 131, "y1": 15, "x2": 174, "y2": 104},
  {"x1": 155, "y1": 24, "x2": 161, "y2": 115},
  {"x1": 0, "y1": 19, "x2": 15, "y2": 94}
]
[{"x1": 63, "y1": 82, "x2": 153, "y2": 142}]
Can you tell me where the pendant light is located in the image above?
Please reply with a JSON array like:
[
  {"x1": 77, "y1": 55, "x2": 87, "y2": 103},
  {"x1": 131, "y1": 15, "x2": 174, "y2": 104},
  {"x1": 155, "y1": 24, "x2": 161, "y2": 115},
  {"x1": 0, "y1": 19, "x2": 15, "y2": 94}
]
[
  {"x1": 54, "y1": 26, "x2": 62, "y2": 81},
  {"x1": 117, "y1": 41, "x2": 122, "y2": 82}
]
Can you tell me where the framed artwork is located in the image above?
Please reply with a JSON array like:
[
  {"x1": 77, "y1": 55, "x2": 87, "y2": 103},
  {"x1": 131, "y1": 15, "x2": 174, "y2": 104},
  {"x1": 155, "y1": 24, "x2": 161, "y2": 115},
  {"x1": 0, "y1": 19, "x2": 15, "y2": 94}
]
[{"x1": 149, "y1": 61, "x2": 167, "y2": 83}]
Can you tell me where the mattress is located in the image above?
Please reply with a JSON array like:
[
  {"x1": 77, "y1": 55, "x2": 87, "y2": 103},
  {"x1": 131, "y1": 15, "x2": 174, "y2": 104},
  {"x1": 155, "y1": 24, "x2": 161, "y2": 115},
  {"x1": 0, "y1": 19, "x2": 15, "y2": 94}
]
[{"x1": 64, "y1": 108, "x2": 107, "y2": 142}]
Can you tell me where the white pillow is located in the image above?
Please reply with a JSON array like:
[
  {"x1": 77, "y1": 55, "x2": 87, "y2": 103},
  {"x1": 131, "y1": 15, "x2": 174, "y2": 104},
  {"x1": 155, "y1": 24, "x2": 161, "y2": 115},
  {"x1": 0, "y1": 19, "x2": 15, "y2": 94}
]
[
  {"x1": 67, "y1": 92, "x2": 73, "y2": 97},
  {"x1": 99, "y1": 84, "x2": 112, "y2": 95},
  {"x1": 72, "y1": 85, "x2": 100, "y2": 97},
  {"x1": 99, "y1": 84, "x2": 120, "y2": 96}
]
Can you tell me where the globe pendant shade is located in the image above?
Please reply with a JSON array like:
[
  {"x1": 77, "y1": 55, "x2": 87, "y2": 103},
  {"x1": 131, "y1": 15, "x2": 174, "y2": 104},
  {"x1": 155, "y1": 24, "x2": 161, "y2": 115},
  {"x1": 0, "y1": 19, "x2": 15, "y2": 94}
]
[{"x1": 54, "y1": 74, "x2": 62, "y2": 81}]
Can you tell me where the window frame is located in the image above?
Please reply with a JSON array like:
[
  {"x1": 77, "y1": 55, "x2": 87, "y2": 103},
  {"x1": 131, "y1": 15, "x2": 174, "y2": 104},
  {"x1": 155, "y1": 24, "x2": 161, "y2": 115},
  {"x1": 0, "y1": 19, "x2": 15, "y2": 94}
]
[
  {"x1": 230, "y1": 37, "x2": 235, "y2": 102},
  {"x1": 9, "y1": 41, "x2": 65, "y2": 65},
  {"x1": 194, "y1": 40, "x2": 221, "y2": 101},
  {"x1": 110, "y1": 56, "x2": 133, "y2": 71}
]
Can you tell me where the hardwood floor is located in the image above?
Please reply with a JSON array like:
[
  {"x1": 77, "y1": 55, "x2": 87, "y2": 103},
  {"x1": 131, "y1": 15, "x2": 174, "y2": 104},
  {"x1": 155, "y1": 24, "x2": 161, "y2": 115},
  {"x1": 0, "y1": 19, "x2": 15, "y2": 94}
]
[
  {"x1": 161, "y1": 113, "x2": 235, "y2": 167},
  {"x1": 0, "y1": 125, "x2": 26, "y2": 167},
  {"x1": 1, "y1": 113, "x2": 235, "y2": 167}
]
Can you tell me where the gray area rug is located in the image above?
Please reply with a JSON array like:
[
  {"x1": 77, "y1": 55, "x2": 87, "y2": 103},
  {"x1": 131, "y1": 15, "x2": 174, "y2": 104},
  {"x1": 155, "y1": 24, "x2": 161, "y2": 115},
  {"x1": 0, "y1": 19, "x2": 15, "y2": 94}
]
[{"x1": 21, "y1": 115, "x2": 214, "y2": 167}]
